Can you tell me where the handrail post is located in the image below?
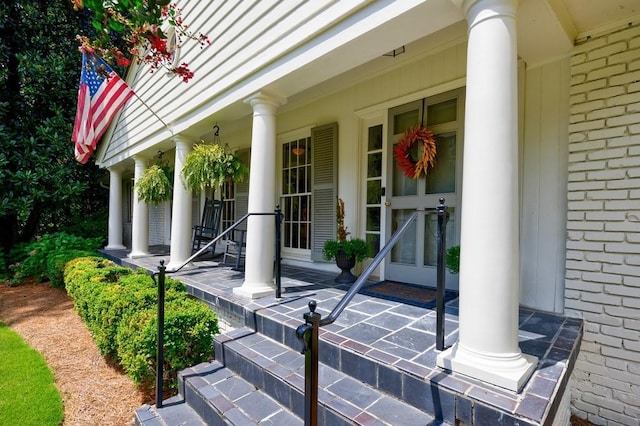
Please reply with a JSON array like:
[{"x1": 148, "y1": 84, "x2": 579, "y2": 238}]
[
  {"x1": 436, "y1": 198, "x2": 449, "y2": 351},
  {"x1": 154, "y1": 260, "x2": 166, "y2": 408},
  {"x1": 275, "y1": 205, "x2": 283, "y2": 298},
  {"x1": 296, "y1": 301, "x2": 320, "y2": 426}
]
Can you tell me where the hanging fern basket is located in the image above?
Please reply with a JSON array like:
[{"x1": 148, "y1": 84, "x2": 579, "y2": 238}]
[
  {"x1": 134, "y1": 164, "x2": 173, "y2": 205},
  {"x1": 181, "y1": 143, "x2": 248, "y2": 192}
]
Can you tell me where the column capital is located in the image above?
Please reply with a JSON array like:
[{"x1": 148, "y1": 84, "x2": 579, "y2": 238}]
[
  {"x1": 132, "y1": 154, "x2": 150, "y2": 165},
  {"x1": 459, "y1": 0, "x2": 517, "y2": 27},
  {"x1": 172, "y1": 134, "x2": 195, "y2": 147},
  {"x1": 107, "y1": 165, "x2": 125, "y2": 174},
  {"x1": 244, "y1": 91, "x2": 287, "y2": 111}
]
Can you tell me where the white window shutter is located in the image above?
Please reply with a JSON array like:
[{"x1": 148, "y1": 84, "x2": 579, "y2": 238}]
[{"x1": 311, "y1": 123, "x2": 338, "y2": 262}]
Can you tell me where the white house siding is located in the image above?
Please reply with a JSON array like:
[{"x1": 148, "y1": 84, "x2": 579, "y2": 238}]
[
  {"x1": 521, "y1": 58, "x2": 571, "y2": 313},
  {"x1": 566, "y1": 24, "x2": 640, "y2": 426}
]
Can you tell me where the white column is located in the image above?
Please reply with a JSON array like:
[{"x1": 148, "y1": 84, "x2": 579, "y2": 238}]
[
  {"x1": 234, "y1": 91, "x2": 286, "y2": 299},
  {"x1": 104, "y1": 167, "x2": 126, "y2": 250},
  {"x1": 129, "y1": 155, "x2": 149, "y2": 258},
  {"x1": 167, "y1": 137, "x2": 194, "y2": 271},
  {"x1": 437, "y1": 0, "x2": 536, "y2": 392}
]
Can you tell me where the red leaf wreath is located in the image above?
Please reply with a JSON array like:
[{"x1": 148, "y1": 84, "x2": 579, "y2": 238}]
[{"x1": 394, "y1": 125, "x2": 437, "y2": 179}]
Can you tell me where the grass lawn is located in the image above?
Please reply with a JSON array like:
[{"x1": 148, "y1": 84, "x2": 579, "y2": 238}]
[{"x1": 0, "y1": 321, "x2": 63, "y2": 426}]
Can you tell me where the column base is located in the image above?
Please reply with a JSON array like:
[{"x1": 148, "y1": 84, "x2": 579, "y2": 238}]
[
  {"x1": 233, "y1": 281, "x2": 275, "y2": 299},
  {"x1": 165, "y1": 261, "x2": 196, "y2": 273},
  {"x1": 437, "y1": 343, "x2": 537, "y2": 392},
  {"x1": 104, "y1": 244, "x2": 127, "y2": 250},
  {"x1": 128, "y1": 251, "x2": 149, "y2": 259}
]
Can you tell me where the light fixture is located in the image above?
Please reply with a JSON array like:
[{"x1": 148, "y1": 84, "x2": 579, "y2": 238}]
[
  {"x1": 292, "y1": 147, "x2": 305, "y2": 156},
  {"x1": 383, "y1": 46, "x2": 406, "y2": 58}
]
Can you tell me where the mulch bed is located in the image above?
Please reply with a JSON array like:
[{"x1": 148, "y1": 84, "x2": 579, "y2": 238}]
[{"x1": 0, "y1": 282, "x2": 150, "y2": 425}]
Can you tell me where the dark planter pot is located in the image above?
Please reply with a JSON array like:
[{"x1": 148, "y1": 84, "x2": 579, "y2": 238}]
[{"x1": 334, "y1": 250, "x2": 357, "y2": 283}]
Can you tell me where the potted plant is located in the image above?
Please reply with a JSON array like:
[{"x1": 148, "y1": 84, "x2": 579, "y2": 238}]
[
  {"x1": 134, "y1": 159, "x2": 174, "y2": 205},
  {"x1": 181, "y1": 143, "x2": 248, "y2": 192},
  {"x1": 322, "y1": 198, "x2": 372, "y2": 283}
]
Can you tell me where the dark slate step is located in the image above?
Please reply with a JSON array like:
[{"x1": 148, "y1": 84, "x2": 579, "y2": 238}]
[
  {"x1": 211, "y1": 327, "x2": 437, "y2": 425},
  {"x1": 135, "y1": 395, "x2": 206, "y2": 426},
  {"x1": 179, "y1": 360, "x2": 303, "y2": 425}
]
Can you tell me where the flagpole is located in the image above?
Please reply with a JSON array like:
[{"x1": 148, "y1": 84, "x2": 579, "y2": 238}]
[{"x1": 130, "y1": 92, "x2": 174, "y2": 134}]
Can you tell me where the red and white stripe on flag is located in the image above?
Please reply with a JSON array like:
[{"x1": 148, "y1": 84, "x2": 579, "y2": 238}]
[{"x1": 72, "y1": 54, "x2": 134, "y2": 164}]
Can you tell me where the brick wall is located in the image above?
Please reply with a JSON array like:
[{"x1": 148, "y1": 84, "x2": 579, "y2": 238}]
[{"x1": 566, "y1": 24, "x2": 640, "y2": 426}]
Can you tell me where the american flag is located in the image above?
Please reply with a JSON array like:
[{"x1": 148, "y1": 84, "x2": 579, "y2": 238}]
[{"x1": 72, "y1": 53, "x2": 134, "y2": 163}]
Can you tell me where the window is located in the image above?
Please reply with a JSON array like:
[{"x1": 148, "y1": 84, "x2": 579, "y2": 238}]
[
  {"x1": 220, "y1": 179, "x2": 235, "y2": 239},
  {"x1": 365, "y1": 124, "x2": 383, "y2": 256},
  {"x1": 281, "y1": 137, "x2": 311, "y2": 250}
]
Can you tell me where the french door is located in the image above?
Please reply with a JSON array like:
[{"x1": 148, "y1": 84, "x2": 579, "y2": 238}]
[{"x1": 384, "y1": 89, "x2": 464, "y2": 288}]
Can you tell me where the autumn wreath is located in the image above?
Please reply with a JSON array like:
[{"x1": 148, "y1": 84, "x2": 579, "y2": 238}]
[{"x1": 393, "y1": 125, "x2": 437, "y2": 179}]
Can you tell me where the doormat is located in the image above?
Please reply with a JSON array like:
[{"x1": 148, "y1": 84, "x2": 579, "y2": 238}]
[{"x1": 359, "y1": 281, "x2": 457, "y2": 309}]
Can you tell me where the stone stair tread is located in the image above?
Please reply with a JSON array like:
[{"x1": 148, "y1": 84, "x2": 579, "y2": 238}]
[
  {"x1": 135, "y1": 397, "x2": 206, "y2": 426},
  {"x1": 211, "y1": 327, "x2": 437, "y2": 425}
]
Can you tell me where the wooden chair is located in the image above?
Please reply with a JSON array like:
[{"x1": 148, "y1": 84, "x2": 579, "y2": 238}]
[
  {"x1": 223, "y1": 228, "x2": 246, "y2": 270},
  {"x1": 191, "y1": 199, "x2": 223, "y2": 256}
]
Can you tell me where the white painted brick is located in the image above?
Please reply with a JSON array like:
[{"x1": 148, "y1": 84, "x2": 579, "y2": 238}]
[
  {"x1": 622, "y1": 339, "x2": 640, "y2": 352},
  {"x1": 570, "y1": 92, "x2": 587, "y2": 105},
  {"x1": 569, "y1": 152, "x2": 588, "y2": 163},
  {"x1": 632, "y1": 34, "x2": 640, "y2": 49},
  {"x1": 571, "y1": 79, "x2": 607, "y2": 95},
  {"x1": 568, "y1": 191, "x2": 585, "y2": 201},
  {"x1": 570, "y1": 113, "x2": 585, "y2": 124},
  {"x1": 587, "y1": 189, "x2": 628, "y2": 200},
  {"x1": 570, "y1": 160, "x2": 608, "y2": 172},
  {"x1": 568, "y1": 230, "x2": 584, "y2": 241},
  {"x1": 630, "y1": 123, "x2": 640, "y2": 134},
  {"x1": 566, "y1": 269, "x2": 583, "y2": 280},
  {"x1": 608, "y1": 112, "x2": 640, "y2": 127},
  {"x1": 587, "y1": 169, "x2": 629, "y2": 181},
  {"x1": 568, "y1": 211, "x2": 585, "y2": 221},
  {"x1": 587, "y1": 86, "x2": 626, "y2": 101},
  {"x1": 627, "y1": 255, "x2": 640, "y2": 265},
  {"x1": 575, "y1": 36, "x2": 607, "y2": 54},
  {"x1": 611, "y1": 69, "x2": 640, "y2": 86},
  {"x1": 608, "y1": 134, "x2": 640, "y2": 147},
  {"x1": 585, "y1": 210, "x2": 627, "y2": 221},
  {"x1": 565, "y1": 279, "x2": 604, "y2": 293},
  {"x1": 599, "y1": 408, "x2": 637, "y2": 426},
  {"x1": 566, "y1": 260, "x2": 601, "y2": 271},
  {"x1": 629, "y1": 80, "x2": 640, "y2": 93},
  {"x1": 566, "y1": 240, "x2": 605, "y2": 251},
  {"x1": 603, "y1": 200, "x2": 640, "y2": 210},
  {"x1": 567, "y1": 221, "x2": 604, "y2": 231},
  {"x1": 624, "y1": 275, "x2": 640, "y2": 287},
  {"x1": 622, "y1": 298, "x2": 640, "y2": 309},
  {"x1": 588, "y1": 63, "x2": 626, "y2": 81},
  {"x1": 566, "y1": 289, "x2": 581, "y2": 299},
  {"x1": 625, "y1": 318, "x2": 640, "y2": 331},
  {"x1": 612, "y1": 390, "x2": 640, "y2": 410},
  {"x1": 609, "y1": 47, "x2": 640, "y2": 65},
  {"x1": 601, "y1": 324, "x2": 639, "y2": 340},
  {"x1": 568, "y1": 200, "x2": 604, "y2": 210},
  {"x1": 584, "y1": 231, "x2": 625, "y2": 242},
  {"x1": 583, "y1": 312, "x2": 623, "y2": 327},
  {"x1": 586, "y1": 147, "x2": 627, "y2": 160},
  {"x1": 581, "y1": 392, "x2": 625, "y2": 413},
  {"x1": 631, "y1": 189, "x2": 640, "y2": 198},
  {"x1": 569, "y1": 139, "x2": 605, "y2": 152},
  {"x1": 581, "y1": 291, "x2": 622, "y2": 306},
  {"x1": 630, "y1": 58, "x2": 640, "y2": 71},
  {"x1": 628, "y1": 363, "x2": 640, "y2": 375},
  {"x1": 627, "y1": 232, "x2": 640, "y2": 243},
  {"x1": 565, "y1": 298, "x2": 605, "y2": 313},
  {"x1": 587, "y1": 106, "x2": 626, "y2": 121},
  {"x1": 585, "y1": 252, "x2": 624, "y2": 264},
  {"x1": 608, "y1": 156, "x2": 640, "y2": 170},
  {"x1": 568, "y1": 180, "x2": 605, "y2": 191},
  {"x1": 573, "y1": 57, "x2": 607, "y2": 75},
  {"x1": 607, "y1": 177, "x2": 640, "y2": 189},
  {"x1": 607, "y1": 92, "x2": 640, "y2": 107},
  {"x1": 569, "y1": 120, "x2": 606, "y2": 133},
  {"x1": 569, "y1": 171, "x2": 587, "y2": 182},
  {"x1": 604, "y1": 305, "x2": 640, "y2": 319},
  {"x1": 571, "y1": 99, "x2": 606, "y2": 114},
  {"x1": 628, "y1": 167, "x2": 640, "y2": 177},
  {"x1": 610, "y1": 26, "x2": 640, "y2": 43},
  {"x1": 571, "y1": 52, "x2": 587, "y2": 65},
  {"x1": 604, "y1": 357, "x2": 628, "y2": 371},
  {"x1": 570, "y1": 74, "x2": 586, "y2": 85},
  {"x1": 567, "y1": 249, "x2": 584, "y2": 260},
  {"x1": 631, "y1": 145, "x2": 640, "y2": 155},
  {"x1": 605, "y1": 242, "x2": 640, "y2": 253},
  {"x1": 582, "y1": 271, "x2": 623, "y2": 284},
  {"x1": 602, "y1": 264, "x2": 640, "y2": 279},
  {"x1": 606, "y1": 221, "x2": 640, "y2": 232},
  {"x1": 589, "y1": 41, "x2": 628, "y2": 61},
  {"x1": 587, "y1": 127, "x2": 627, "y2": 140}
]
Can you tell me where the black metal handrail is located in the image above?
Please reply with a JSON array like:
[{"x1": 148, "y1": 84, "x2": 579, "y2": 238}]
[
  {"x1": 150, "y1": 206, "x2": 284, "y2": 408},
  {"x1": 296, "y1": 198, "x2": 449, "y2": 426}
]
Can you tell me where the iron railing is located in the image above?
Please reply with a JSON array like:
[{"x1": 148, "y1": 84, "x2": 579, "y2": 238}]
[
  {"x1": 150, "y1": 206, "x2": 284, "y2": 407},
  {"x1": 295, "y1": 198, "x2": 449, "y2": 426}
]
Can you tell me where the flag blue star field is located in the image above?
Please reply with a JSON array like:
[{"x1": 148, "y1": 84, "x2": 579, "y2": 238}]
[{"x1": 72, "y1": 53, "x2": 134, "y2": 163}]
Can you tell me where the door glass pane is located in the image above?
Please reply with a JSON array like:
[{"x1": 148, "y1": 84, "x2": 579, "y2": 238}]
[
  {"x1": 390, "y1": 209, "x2": 416, "y2": 264},
  {"x1": 368, "y1": 125, "x2": 383, "y2": 150},
  {"x1": 427, "y1": 98, "x2": 457, "y2": 126},
  {"x1": 393, "y1": 110, "x2": 419, "y2": 135},
  {"x1": 425, "y1": 132, "x2": 456, "y2": 194},
  {"x1": 367, "y1": 152, "x2": 382, "y2": 178},
  {"x1": 367, "y1": 180, "x2": 381, "y2": 204},
  {"x1": 424, "y1": 207, "x2": 456, "y2": 266},
  {"x1": 367, "y1": 233, "x2": 380, "y2": 256},
  {"x1": 366, "y1": 207, "x2": 380, "y2": 232}
]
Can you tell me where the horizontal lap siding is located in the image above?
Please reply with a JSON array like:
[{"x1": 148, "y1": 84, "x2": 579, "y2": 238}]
[{"x1": 566, "y1": 24, "x2": 640, "y2": 426}]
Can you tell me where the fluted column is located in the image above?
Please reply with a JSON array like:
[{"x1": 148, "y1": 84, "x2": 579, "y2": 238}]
[
  {"x1": 167, "y1": 137, "x2": 194, "y2": 271},
  {"x1": 129, "y1": 155, "x2": 149, "y2": 258},
  {"x1": 234, "y1": 91, "x2": 286, "y2": 299},
  {"x1": 104, "y1": 167, "x2": 126, "y2": 250},
  {"x1": 437, "y1": 0, "x2": 536, "y2": 392}
]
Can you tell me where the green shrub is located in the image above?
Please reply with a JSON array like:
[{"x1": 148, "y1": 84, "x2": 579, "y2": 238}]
[
  {"x1": 8, "y1": 232, "x2": 102, "y2": 284},
  {"x1": 45, "y1": 249, "x2": 98, "y2": 288},
  {"x1": 59, "y1": 208, "x2": 108, "y2": 243},
  {"x1": 446, "y1": 245, "x2": 460, "y2": 274},
  {"x1": 116, "y1": 298, "x2": 219, "y2": 392}
]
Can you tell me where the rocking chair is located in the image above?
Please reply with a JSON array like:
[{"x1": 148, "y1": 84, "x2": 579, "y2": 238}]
[{"x1": 191, "y1": 198, "x2": 223, "y2": 256}]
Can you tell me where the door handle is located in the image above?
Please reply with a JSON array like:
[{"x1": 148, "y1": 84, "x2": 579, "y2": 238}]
[{"x1": 384, "y1": 201, "x2": 391, "y2": 207}]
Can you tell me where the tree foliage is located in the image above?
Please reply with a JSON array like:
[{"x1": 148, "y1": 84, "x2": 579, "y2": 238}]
[{"x1": 0, "y1": 0, "x2": 107, "y2": 252}]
